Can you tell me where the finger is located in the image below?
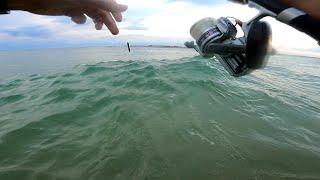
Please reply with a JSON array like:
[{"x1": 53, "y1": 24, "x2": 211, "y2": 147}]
[
  {"x1": 94, "y1": 21, "x2": 104, "y2": 30},
  {"x1": 65, "y1": 11, "x2": 87, "y2": 24},
  {"x1": 71, "y1": 15, "x2": 87, "y2": 24},
  {"x1": 85, "y1": 9, "x2": 104, "y2": 30},
  {"x1": 102, "y1": 12, "x2": 119, "y2": 35},
  {"x1": 87, "y1": 0, "x2": 127, "y2": 12},
  {"x1": 112, "y1": 12, "x2": 122, "y2": 22},
  {"x1": 93, "y1": 17, "x2": 103, "y2": 30},
  {"x1": 86, "y1": 9, "x2": 119, "y2": 35}
]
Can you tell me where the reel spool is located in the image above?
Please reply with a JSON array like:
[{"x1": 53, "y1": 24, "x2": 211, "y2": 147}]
[{"x1": 190, "y1": 17, "x2": 237, "y2": 56}]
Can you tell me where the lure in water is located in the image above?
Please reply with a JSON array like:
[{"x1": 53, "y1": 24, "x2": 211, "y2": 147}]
[{"x1": 127, "y1": 42, "x2": 131, "y2": 53}]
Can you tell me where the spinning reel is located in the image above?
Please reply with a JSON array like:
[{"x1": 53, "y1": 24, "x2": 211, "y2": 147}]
[
  {"x1": 187, "y1": 16, "x2": 271, "y2": 77},
  {"x1": 187, "y1": 0, "x2": 320, "y2": 77}
]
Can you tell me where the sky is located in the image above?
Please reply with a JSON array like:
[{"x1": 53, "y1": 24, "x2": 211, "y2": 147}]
[{"x1": 0, "y1": 0, "x2": 318, "y2": 50}]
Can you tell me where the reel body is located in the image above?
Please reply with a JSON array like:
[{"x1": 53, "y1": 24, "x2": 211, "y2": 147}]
[
  {"x1": 188, "y1": 0, "x2": 320, "y2": 77},
  {"x1": 188, "y1": 17, "x2": 271, "y2": 77}
]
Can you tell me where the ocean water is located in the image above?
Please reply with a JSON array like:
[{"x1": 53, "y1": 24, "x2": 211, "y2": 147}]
[{"x1": 0, "y1": 47, "x2": 319, "y2": 180}]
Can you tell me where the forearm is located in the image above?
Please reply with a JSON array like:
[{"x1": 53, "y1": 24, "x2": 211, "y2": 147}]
[
  {"x1": 7, "y1": 0, "x2": 68, "y2": 12},
  {"x1": 7, "y1": 0, "x2": 74, "y2": 16},
  {"x1": 280, "y1": 0, "x2": 320, "y2": 19},
  {"x1": 3, "y1": 0, "x2": 127, "y2": 35},
  {"x1": 7, "y1": 0, "x2": 29, "y2": 10}
]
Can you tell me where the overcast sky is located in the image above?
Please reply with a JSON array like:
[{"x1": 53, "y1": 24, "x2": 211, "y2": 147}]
[{"x1": 0, "y1": 0, "x2": 318, "y2": 50}]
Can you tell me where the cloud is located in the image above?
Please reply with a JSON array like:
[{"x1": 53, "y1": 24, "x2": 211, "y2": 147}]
[
  {"x1": 1, "y1": 25, "x2": 52, "y2": 38},
  {"x1": 122, "y1": 18, "x2": 148, "y2": 30},
  {"x1": 125, "y1": 25, "x2": 148, "y2": 31}
]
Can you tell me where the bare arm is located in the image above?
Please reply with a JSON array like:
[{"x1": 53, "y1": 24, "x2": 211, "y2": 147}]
[
  {"x1": 280, "y1": 0, "x2": 320, "y2": 19},
  {"x1": 7, "y1": 0, "x2": 128, "y2": 35},
  {"x1": 230, "y1": 0, "x2": 320, "y2": 20}
]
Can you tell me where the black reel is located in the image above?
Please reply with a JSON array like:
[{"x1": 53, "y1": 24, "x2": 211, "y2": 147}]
[{"x1": 188, "y1": 17, "x2": 272, "y2": 77}]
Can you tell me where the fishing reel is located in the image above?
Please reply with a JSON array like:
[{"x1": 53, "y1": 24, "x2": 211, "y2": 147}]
[
  {"x1": 187, "y1": 16, "x2": 271, "y2": 77},
  {"x1": 187, "y1": 0, "x2": 320, "y2": 77}
]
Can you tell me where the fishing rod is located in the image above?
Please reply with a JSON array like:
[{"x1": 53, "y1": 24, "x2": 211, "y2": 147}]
[{"x1": 187, "y1": 0, "x2": 320, "y2": 77}]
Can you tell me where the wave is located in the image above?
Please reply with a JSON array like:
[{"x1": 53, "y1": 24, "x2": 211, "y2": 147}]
[{"x1": 0, "y1": 57, "x2": 319, "y2": 179}]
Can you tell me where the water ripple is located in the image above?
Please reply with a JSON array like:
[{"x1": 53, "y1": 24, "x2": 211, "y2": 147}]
[{"x1": 0, "y1": 55, "x2": 319, "y2": 179}]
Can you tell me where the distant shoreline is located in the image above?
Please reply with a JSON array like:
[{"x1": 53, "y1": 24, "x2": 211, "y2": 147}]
[
  {"x1": 276, "y1": 49, "x2": 320, "y2": 59},
  {"x1": 1, "y1": 46, "x2": 319, "y2": 59},
  {"x1": 0, "y1": 45, "x2": 186, "y2": 52},
  {"x1": 131, "y1": 45, "x2": 185, "y2": 48}
]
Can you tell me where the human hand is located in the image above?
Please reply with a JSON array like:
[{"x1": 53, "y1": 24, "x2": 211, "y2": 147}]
[
  {"x1": 280, "y1": 0, "x2": 320, "y2": 20},
  {"x1": 7, "y1": 0, "x2": 128, "y2": 35}
]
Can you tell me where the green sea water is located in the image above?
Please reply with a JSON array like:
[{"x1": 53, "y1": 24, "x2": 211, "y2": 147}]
[{"x1": 0, "y1": 47, "x2": 319, "y2": 180}]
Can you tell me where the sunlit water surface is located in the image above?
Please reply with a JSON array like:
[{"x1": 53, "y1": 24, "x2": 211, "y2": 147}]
[{"x1": 0, "y1": 47, "x2": 319, "y2": 180}]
